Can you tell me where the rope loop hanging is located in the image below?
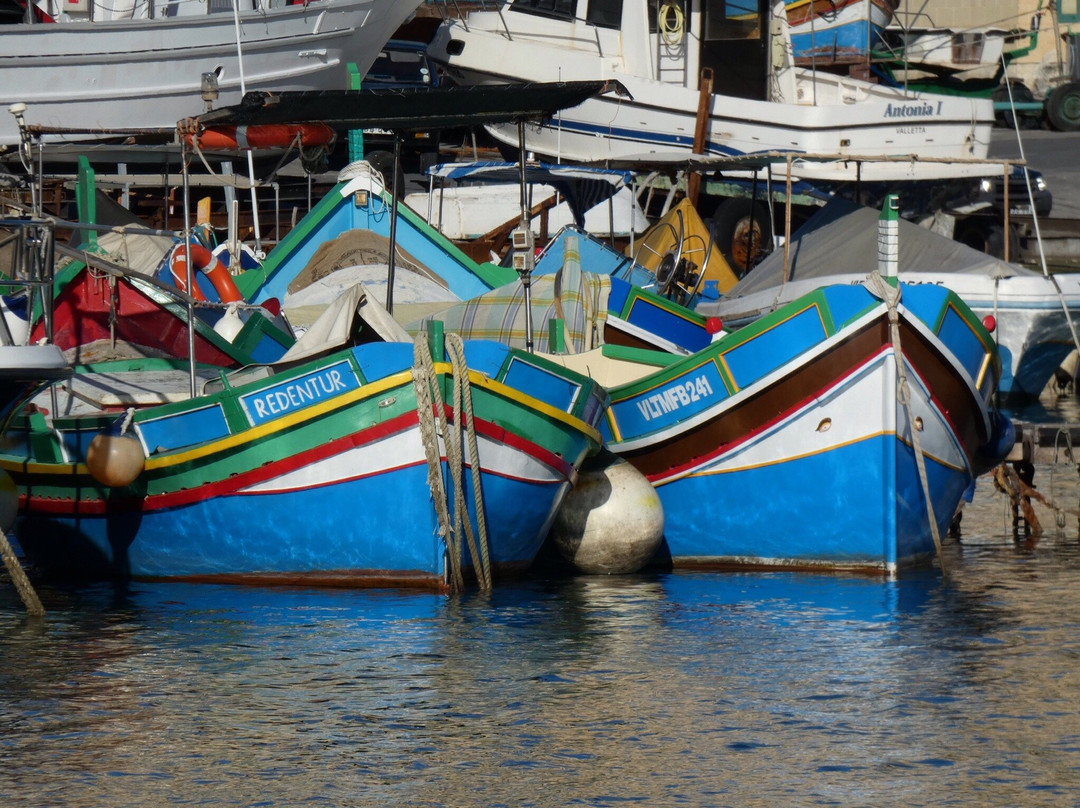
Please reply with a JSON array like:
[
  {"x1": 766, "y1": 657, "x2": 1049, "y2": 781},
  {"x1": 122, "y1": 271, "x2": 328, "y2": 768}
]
[
  {"x1": 412, "y1": 333, "x2": 463, "y2": 592},
  {"x1": 863, "y1": 272, "x2": 947, "y2": 578},
  {"x1": 412, "y1": 332, "x2": 493, "y2": 592}
]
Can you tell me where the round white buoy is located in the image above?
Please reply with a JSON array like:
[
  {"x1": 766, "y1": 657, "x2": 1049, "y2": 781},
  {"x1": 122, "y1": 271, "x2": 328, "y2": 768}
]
[
  {"x1": 550, "y1": 450, "x2": 664, "y2": 574},
  {"x1": 213, "y1": 302, "x2": 245, "y2": 342},
  {"x1": 87, "y1": 430, "x2": 145, "y2": 488},
  {"x1": 0, "y1": 468, "x2": 18, "y2": 532}
]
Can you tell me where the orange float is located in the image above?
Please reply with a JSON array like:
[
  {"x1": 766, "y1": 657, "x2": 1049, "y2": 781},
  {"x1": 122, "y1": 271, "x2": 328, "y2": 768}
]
[
  {"x1": 184, "y1": 123, "x2": 337, "y2": 151},
  {"x1": 169, "y1": 243, "x2": 243, "y2": 303}
]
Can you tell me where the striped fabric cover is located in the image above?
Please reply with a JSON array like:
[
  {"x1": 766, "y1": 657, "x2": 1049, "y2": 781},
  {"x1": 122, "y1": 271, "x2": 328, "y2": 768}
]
[{"x1": 406, "y1": 235, "x2": 611, "y2": 354}]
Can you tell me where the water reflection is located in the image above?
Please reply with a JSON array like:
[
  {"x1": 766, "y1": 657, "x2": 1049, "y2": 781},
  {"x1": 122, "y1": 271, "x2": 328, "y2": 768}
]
[{"x1": 3, "y1": 502, "x2": 1080, "y2": 805}]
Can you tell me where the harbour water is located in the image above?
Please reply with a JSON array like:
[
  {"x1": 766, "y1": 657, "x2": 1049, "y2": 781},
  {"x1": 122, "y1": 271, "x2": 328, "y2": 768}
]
[{"x1": 3, "y1": 396, "x2": 1080, "y2": 806}]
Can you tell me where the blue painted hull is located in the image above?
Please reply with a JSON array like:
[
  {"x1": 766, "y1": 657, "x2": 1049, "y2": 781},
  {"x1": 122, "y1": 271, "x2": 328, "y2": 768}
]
[
  {"x1": 790, "y1": 21, "x2": 878, "y2": 62},
  {"x1": 18, "y1": 459, "x2": 570, "y2": 586},
  {"x1": 657, "y1": 434, "x2": 966, "y2": 571}
]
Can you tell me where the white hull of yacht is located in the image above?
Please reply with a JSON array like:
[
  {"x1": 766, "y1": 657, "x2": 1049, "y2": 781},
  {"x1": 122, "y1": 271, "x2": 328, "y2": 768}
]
[
  {"x1": 0, "y1": 0, "x2": 420, "y2": 146},
  {"x1": 428, "y1": 2, "x2": 994, "y2": 166}
]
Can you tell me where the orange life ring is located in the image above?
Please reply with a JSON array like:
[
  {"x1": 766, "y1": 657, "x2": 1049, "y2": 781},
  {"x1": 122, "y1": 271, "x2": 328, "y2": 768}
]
[
  {"x1": 184, "y1": 123, "x2": 337, "y2": 151},
  {"x1": 170, "y1": 243, "x2": 244, "y2": 304}
]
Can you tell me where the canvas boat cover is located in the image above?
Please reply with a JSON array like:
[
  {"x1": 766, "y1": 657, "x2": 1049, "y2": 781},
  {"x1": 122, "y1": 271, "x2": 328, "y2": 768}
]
[
  {"x1": 721, "y1": 198, "x2": 1039, "y2": 306},
  {"x1": 426, "y1": 160, "x2": 634, "y2": 229},
  {"x1": 405, "y1": 235, "x2": 611, "y2": 354}
]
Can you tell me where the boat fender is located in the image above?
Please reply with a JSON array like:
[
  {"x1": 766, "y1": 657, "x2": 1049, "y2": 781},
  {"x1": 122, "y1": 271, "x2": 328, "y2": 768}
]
[
  {"x1": 549, "y1": 450, "x2": 664, "y2": 574},
  {"x1": 87, "y1": 409, "x2": 145, "y2": 488},
  {"x1": 659, "y1": 1, "x2": 685, "y2": 45},
  {"x1": 213, "y1": 302, "x2": 245, "y2": 342},
  {"x1": 169, "y1": 243, "x2": 244, "y2": 304}
]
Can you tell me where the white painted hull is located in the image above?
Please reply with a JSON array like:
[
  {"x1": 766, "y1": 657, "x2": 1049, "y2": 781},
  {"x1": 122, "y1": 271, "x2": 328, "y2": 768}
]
[
  {"x1": 0, "y1": 0, "x2": 421, "y2": 145},
  {"x1": 709, "y1": 270, "x2": 1080, "y2": 401},
  {"x1": 428, "y1": 2, "x2": 994, "y2": 166}
]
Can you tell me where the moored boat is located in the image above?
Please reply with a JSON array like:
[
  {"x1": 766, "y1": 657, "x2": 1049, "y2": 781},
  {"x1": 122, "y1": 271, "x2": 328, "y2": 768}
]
[
  {"x1": 703, "y1": 197, "x2": 1080, "y2": 403},
  {"x1": 3, "y1": 285, "x2": 608, "y2": 590},
  {"x1": 427, "y1": 0, "x2": 993, "y2": 164},
  {"x1": 786, "y1": 0, "x2": 897, "y2": 67},
  {"x1": 0, "y1": 0, "x2": 423, "y2": 145},
  {"x1": 410, "y1": 226, "x2": 1012, "y2": 575}
]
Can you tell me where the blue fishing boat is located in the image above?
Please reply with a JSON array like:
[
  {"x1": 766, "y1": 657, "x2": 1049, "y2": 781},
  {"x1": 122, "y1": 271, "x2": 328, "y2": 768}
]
[
  {"x1": 3, "y1": 287, "x2": 607, "y2": 591},
  {"x1": 786, "y1": 0, "x2": 898, "y2": 67},
  {"x1": 412, "y1": 223, "x2": 1013, "y2": 575}
]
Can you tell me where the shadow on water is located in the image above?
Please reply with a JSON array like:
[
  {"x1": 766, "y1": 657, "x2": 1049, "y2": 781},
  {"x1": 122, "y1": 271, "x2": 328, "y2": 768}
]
[{"x1": 4, "y1": 428, "x2": 1080, "y2": 808}]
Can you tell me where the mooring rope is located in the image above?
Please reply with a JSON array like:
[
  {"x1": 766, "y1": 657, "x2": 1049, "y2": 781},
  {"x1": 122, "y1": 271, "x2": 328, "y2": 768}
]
[
  {"x1": 445, "y1": 333, "x2": 493, "y2": 591},
  {"x1": 412, "y1": 334, "x2": 463, "y2": 592},
  {"x1": 412, "y1": 333, "x2": 493, "y2": 592},
  {"x1": 0, "y1": 533, "x2": 44, "y2": 617},
  {"x1": 863, "y1": 272, "x2": 947, "y2": 578}
]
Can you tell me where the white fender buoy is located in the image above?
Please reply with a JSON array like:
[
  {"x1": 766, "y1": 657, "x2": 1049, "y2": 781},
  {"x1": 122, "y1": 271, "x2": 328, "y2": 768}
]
[
  {"x1": 87, "y1": 411, "x2": 145, "y2": 488},
  {"x1": 213, "y1": 301, "x2": 245, "y2": 342},
  {"x1": 550, "y1": 450, "x2": 664, "y2": 574}
]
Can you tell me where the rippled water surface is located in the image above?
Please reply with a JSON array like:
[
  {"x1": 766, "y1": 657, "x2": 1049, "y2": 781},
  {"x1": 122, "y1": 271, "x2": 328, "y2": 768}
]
[{"x1": 4, "y1": 397, "x2": 1080, "y2": 806}]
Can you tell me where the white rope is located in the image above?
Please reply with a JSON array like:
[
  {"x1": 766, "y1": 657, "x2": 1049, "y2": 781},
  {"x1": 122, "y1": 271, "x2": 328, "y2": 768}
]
[
  {"x1": 412, "y1": 333, "x2": 492, "y2": 591},
  {"x1": 863, "y1": 272, "x2": 947, "y2": 577},
  {"x1": 445, "y1": 333, "x2": 492, "y2": 590},
  {"x1": 412, "y1": 335, "x2": 462, "y2": 591}
]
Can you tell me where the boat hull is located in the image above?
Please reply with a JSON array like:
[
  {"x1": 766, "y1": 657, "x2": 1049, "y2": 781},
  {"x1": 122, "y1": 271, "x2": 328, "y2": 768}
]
[
  {"x1": 788, "y1": 0, "x2": 895, "y2": 65},
  {"x1": 603, "y1": 282, "x2": 1003, "y2": 574},
  {"x1": 428, "y1": 3, "x2": 993, "y2": 165},
  {"x1": 0, "y1": 0, "x2": 420, "y2": 144},
  {"x1": 6, "y1": 340, "x2": 605, "y2": 589}
]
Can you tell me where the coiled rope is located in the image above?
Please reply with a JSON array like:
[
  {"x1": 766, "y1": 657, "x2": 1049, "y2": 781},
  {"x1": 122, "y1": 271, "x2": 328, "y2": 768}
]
[
  {"x1": 863, "y1": 272, "x2": 947, "y2": 578},
  {"x1": 412, "y1": 333, "x2": 493, "y2": 592}
]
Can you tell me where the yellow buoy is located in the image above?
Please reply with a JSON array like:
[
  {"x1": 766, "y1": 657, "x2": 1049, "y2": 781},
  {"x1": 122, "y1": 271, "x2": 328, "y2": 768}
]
[
  {"x1": 550, "y1": 450, "x2": 664, "y2": 574},
  {"x1": 86, "y1": 412, "x2": 145, "y2": 488}
]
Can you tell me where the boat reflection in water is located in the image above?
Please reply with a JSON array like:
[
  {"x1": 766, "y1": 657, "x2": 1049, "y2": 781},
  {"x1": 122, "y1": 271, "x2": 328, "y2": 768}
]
[{"x1": 3, "y1": 511, "x2": 1079, "y2": 806}]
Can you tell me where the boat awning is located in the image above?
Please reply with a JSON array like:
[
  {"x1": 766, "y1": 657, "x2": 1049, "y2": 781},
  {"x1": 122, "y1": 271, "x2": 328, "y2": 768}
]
[
  {"x1": 425, "y1": 160, "x2": 634, "y2": 229},
  {"x1": 188, "y1": 82, "x2": 621, "y2": 133}
]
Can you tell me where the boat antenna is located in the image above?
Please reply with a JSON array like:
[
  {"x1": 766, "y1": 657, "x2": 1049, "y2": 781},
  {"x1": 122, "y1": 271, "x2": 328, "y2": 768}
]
[
  {"x1": 8, "y1": 103, "x2": 39, "y2": 216},
  {"x1": 232, "y1": 0, "x2": 263, "y2": 257},
  {"x1": 512, "y1": 119, "x2": 535, "y2": 352},
  {"x1": 385, "y1": 134, "x2": 403, "y2": 316},
  {"x1": 181, "y1": 137, "x2": 199, "y2": 398}
]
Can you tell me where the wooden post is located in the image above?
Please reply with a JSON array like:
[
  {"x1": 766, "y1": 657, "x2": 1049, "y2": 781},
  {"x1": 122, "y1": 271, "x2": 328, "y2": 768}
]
[{"x1": 687, "y1": 68, "x2": 714, "y2": 207}]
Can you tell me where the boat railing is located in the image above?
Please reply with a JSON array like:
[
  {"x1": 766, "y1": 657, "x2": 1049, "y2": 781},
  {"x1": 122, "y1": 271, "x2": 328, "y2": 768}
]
[
  {"x1": 28, "y1": 0, "x2": 299, "y2": 24},
  {"x1": 0, "y1": 217, "x2": 55, "y2": 348}
]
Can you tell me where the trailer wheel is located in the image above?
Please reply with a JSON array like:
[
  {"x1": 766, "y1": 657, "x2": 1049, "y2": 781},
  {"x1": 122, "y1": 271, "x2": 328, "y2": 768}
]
[
  {"x1": 365, "y1": 150, "x2": 407, "y2": 198},
  {"x1": 992, "y1": 81, "x2": 1035, "y2": 129},
  {"x1": 1046, "y1": 81, "x2": 1080, "y2": 132},
  {"x1": 710, "y1": 199, "x2": 772, "y2": 276},
  {"x1": 955, "y1": 220, "x2": 1019, "y2": 260}
]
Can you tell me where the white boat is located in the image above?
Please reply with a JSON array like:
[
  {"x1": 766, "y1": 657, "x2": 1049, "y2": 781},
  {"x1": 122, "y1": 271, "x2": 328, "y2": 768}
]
[
  {"x1": 427, "y1": 0, "x2": 994, "y2": 165},
  {"x1": 0, "y1": 0, "x2": 422, "y2": 146},
  {"x1": 699, "y1": 198, "x2": 1080, "y2": 403}
]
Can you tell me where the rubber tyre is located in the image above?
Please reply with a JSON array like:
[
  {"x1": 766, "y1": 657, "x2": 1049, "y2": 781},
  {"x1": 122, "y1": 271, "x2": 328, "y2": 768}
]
[
  {"x1": 954, "y1": 220, "x2": 1019, "y2": 261},
  {"x1": 365, "y1": 149, "x2": 407, "y2": 197},
  {"x1": 992, "y1": 81, "x2": 1035, "y2": 130},
  {"x1": 1046, "y1": 81, "x2": 1080, "y2": 132},
  {"x1": 710, "y1": 199, "x2": 773, "y2": 276}
]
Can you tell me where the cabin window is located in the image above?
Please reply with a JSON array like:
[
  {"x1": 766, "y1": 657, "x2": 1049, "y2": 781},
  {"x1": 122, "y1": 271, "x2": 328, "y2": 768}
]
[
  {"x1": 700, "y1": 0, "x2": 767, "y2": 100},
  {"x1": 704, "y1": 0, "x2": 760, "y2": 40},
  {"x1": 586, "y1": 0, "x2": 622, "y2": 28},
  {"x1": 510, "y1": 0, "x2": 577, "y2": 22}
]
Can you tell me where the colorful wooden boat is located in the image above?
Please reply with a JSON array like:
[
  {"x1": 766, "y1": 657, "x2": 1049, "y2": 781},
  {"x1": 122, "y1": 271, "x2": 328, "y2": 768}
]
[
  {"x1": 2, "y1": 288, "x2": 607, "y2": 591},
  {"x1": 573, "y1": 277, "x2": 1009, "y2": 574},
  {"x1": 415, "y1": 233, "x2": 1012, "y2": 574},
  {"x1": 786, "y1": 0, "x2": 898, "y2": 67}
]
